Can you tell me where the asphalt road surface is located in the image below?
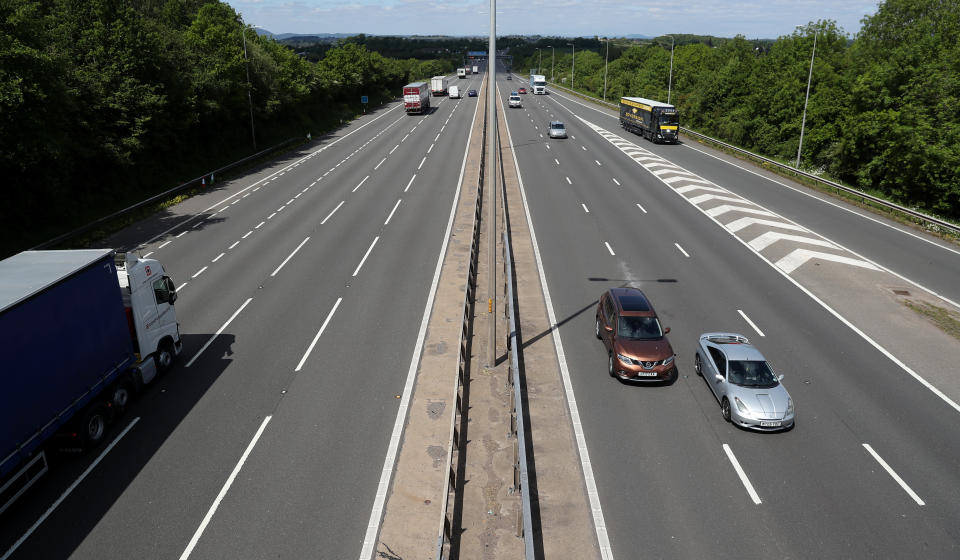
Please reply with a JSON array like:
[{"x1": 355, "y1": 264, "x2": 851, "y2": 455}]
[
  {"x1": 499, "y1": 71, "x2": 960, "y2": 559},
  {"x1": 1, "y1": 73, "x2": 485, "y2": 560}
]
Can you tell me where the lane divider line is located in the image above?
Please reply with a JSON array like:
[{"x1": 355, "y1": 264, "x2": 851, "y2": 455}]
[
  {"x1": 737, "y1": 309, "x2": 766, "y2": 337},
  {"x1": 352, "y1": 237, "x2": 379, "y2": 277},
  {"x1": 862, "y1": 443, "x2": 925, "y2": 506},
  {"x1": 723, "y1": 444, "x2": 762, "y2": 505},
  {"x1": 295, "y1": 298, "x2": 343, "y2": 372},
  {"x1": 385, "y1": 199, "x2": 402, "y2": 225},
  {"x1": 186, "y1": 298, "x2": 253, "y2": 368},
  {"x1": 321, "y1": 201, "x2": 345, "y2": 225},
  {"x1": 271, "y1": 237, "x2": 310, "y2": 277},
  {"x1": 178, "y1": 416, "x2": 272, "y2": 560}
]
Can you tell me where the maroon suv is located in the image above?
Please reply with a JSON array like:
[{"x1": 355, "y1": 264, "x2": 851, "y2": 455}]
[{"x1": 595, "y1": 288, "x2": 677, "y2": 382}]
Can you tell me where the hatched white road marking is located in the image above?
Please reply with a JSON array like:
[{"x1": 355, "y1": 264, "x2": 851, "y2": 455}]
[
  {"x1": 776, "y1": 249, "x2": 880, "y2": 274},
  {"x1": 749, "y1": 232, "x2": 836, "y2": 252}
]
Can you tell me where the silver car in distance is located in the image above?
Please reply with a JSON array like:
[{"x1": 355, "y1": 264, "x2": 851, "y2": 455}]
[{"x1": 694, "y1": 333, "x2": 794, "y2": 431}]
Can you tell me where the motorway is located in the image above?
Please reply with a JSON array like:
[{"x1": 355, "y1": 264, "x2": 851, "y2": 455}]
[
  {"x1": 1, "y1": 73, "x2": 485, "y2": 560},
  {"x1": 498, "y1": 71, "x2": 960, "y2": 558}
]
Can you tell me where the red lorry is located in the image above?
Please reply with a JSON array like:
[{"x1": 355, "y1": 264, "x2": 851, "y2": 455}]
[{"x1": 403, "y1": 82, "x2": 430, "y2": 114}]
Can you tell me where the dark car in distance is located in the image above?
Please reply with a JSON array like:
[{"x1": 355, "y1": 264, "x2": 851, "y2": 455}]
[
  {"x1": 468, "y1": 89, "x2": 478, "y2": 97},
  {"x1": 596, "y1": 287, "x2": 677, "y2": 383}
]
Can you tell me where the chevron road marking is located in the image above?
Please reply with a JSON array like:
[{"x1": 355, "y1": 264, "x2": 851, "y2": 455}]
[
  {"x1": 707, "y1": 205, "x2": 777, "y2": 218},
  {"x1": 776, "y1": 249, "x2": 881, "y2": 274},
  {"x1": 689, "y1": 193, "x2": 752, "y2": 206},
  {"x1": 677, "y1": 185, "x2": 728, "y2": 194},
  {"x1": 749, "y1": 231, "x2": 837, "y2": 252},
  {"x1": 725, "y1": 217, "x2": 807, "y2": 233}
]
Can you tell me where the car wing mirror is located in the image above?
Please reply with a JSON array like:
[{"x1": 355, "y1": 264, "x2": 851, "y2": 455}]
[
  {"x1": 604, "y1": 325, "x2": 614, "y2": 332},
  {"x1": 777, "y1": 374, "x2": 785, "y2": 382},
  {"x1": 663, "y1": 326, "x2": 671, "y2": 334},
  {"x1": 714, "y1": 374, "x2": 724, "y2": 383}
]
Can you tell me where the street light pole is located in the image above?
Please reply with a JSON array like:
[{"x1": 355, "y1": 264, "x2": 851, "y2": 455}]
[
  {"x1": 567, "y1": 42, "x2": 575, "y2": 89},
  {"x1": 486, "y1": 0, "x2": 497, "y2": 367},
  {"x1": 796, "y1": 28, "x2": 817, "y2": 169},
  {"x1": 602, "y1": 37, "x2": 609, "y2": 102},
  {"x1": 667, "y1": 35, "x2": 675, "y2": 105},
  {"x1": 549, "y1": 45, "x2": 554, "y2": 81},
  {"x1": 241, "y1": 21, "x2": 257, "y2": 151},
  {"x1": 538, "y1": 48, "x2": 542, "y2": 74}
]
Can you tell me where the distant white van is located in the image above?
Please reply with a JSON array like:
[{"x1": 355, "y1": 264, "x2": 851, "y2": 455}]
[{"x1": 448, "y1": 85, "x2": 461, "y2": 99}]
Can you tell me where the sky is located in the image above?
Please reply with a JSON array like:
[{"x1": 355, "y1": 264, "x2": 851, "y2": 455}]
[{"x1": 228, "y1": 0, "x2": 881, "y2": 39}]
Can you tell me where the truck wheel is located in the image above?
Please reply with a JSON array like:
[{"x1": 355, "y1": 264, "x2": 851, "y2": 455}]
[
  {"x1": 110, "y1": 379, "x2": 133, "y2": 415},
  {"x1": 81, "y1": 404, "x2": 109, "y2": 448},
  {"x1": 157, "y1": 340, "x2": 175, "y2": 373}
]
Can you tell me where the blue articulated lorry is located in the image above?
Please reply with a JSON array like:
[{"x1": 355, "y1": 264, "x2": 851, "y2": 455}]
[{"x1": 0, "y1": 249, "x2": 181, "y2": 514}]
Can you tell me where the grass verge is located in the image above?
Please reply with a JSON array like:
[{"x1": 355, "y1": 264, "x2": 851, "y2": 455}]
[{"x1": 903, "y1": 300, "x2": 960, "y2": 342}]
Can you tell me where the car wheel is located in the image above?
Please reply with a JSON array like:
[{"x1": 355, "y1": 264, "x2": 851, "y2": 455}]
[
  {"x1": 721, "y1": 398, "x2": 731, "y2": 422},
  {"x1": 608, "y1": 353, "x2": 616, "y2": 378},
  {"x1": 595, "y1": 318, "x2": 602, "y2": 339},
  {"x1": 694, "y1": 353, "x2": 703, "y2": 376}
]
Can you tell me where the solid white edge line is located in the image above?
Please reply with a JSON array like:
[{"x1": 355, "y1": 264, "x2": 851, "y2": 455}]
[
  {"x1": 723, "y1": 444, "x2": 762, "y2": 505},
  {"x1": 178, "y1": 416, "x2": 272, "y2": 560},
  {"x1": 501, "y1": 87, "x2": 615, "y2": 560},
  {"x1": 2, "y1": 418, "x2": 141, "y2": 560},
  {"x1": 737, "y1": 309, "x2": 766, "y2": 337},
  {"x1": 352, "y1": 236, "x2": 379, "y2": 277},
  {"x1": 384, "y1": 199, "x2": 402, "y2": 225},
  {"x1": 321, "y1": 201, "x2": 345, "y2": 225},
  {"x1": 674, "y1": 243, "x2": 690, "y2": 258},
  {"x1": 186, "y1": 298, "x2": 253, "y2": 368},
  {"x1": 294, "y1": 298, "x2": 342, "y2": 372},
  {"x1": 605, "y1": 241, "x2": 615, "y2": 256},
  {"x1": 271, "y1": 237, "x2": 310, "y2": 277},
  {"x1": 137, "y1": 105, "x2": 400, "y2": 250},
  {"x1": 578, "y1": 115, "x2": 960, "y2": 416},
  {"x1": 862, "y1": 443, "x2": 925, "y2": 506},
  {"x1": 358, "y1": 84, "x2": 481, "y2": 560}
]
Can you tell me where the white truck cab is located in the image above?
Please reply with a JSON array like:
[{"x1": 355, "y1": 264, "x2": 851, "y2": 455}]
[{"x1": 116, "y1": 253, "x2": 181, "y2": 384}]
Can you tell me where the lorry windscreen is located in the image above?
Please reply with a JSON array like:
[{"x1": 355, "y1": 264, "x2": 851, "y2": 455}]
[{"x1": 659, "y1": 112, "x2": 679, "y2": 125}]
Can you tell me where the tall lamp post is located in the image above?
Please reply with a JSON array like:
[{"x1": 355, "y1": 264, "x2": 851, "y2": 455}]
[
  {"x1": 796, "y1": 28, "x2": 817, "y2": 169},
  {"x1": 549, "y1": 45, "x2": 554, "y2": 81},
  {"x1": 485, "y1": 0, "x2": 497, "y2": 366},
  {"x1": 602, "y1": 37, "x2": 610, "y2": 102},
  {"x1": 667, "y1": 35, "x2": 675, "y2": 105},
  {"x1": 536, "y1": 48, "x2": 542, "y2": 74},
  {"x1": 567, "y1": 42, "x2": 575, "y2": 89},
  {"x1": 241, "y1": 20, "x2": 257, "y2": 150}
]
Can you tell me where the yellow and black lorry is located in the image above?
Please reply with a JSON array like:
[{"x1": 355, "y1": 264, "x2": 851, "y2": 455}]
[{"x1": 619, "y1": 96, "x2": 679, "y2": 144}]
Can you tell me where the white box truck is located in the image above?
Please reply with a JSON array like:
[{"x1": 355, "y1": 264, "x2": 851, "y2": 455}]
[
  {"x1": 430, "y1": 75, "x2": 447, "y2": 96},
  {"x1": 530, "y1": 74, "x2": 547, "y2": 94}
]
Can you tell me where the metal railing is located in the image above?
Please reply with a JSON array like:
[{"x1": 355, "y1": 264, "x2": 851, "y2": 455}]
[
  {"x1": 534, "y1": 76, "x2": 960, "y2": 236},
  {"x1": 31, "y1": 136, "x2": 303, "y2": 250},
  {"x1": 436, "y1": 85, "x2": 486, "y2": 560},
  {"x1": 503, "y1": 227, "x2": 535, "y2": 557}
]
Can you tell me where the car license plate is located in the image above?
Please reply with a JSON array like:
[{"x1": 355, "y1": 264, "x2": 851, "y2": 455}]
[
  {"x1": 760, "y1": 421, "x2": 782, "y2": 427},
  {"x1": 636, "y1": 372, "x2": 658, "y2": 377}
]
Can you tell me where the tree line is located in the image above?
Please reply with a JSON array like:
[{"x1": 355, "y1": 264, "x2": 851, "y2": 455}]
[
  {"x1": 0, "y1": 0, "x2": 456, "y2": 256},
  {"x1": 517, "y1": 0, "x2": 959, "y2": 222}
]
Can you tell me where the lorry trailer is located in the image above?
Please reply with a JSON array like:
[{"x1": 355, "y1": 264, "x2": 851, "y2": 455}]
[
  {"x1": 0, "y1": 249, "x2": 181, "y2": 514},
  {"x1": 403, "y1": 82, "x2": 430, "y2": 114},
  {"x1": 457, "y1": 68, "x2": 466, "y2": 79},
  {"x1": 430, "y1": 75, "x2": 448, "y2": 96},
  {"x1": 619, "y1": 96, "x2": 679, "y2": 144}
]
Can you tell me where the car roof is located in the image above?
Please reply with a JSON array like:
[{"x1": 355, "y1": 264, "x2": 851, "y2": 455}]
[
  {"x1": 609, "y1": 287, "x2": 656, "y2": 317},
  {"x1": 700, "y1": 332, "x2": 766, "y2": 361},
  {"x1": 550, "y1": 121, "x2": 564, "y2": 126}
]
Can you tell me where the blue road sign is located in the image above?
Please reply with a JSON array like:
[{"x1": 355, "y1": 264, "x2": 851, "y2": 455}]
[{"x1": 361, "y1": 96, "x2": 369, "y2": 104}]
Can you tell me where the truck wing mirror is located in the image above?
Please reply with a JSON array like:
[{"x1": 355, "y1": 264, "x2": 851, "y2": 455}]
[{"x1": 165, "y1": 277, "x2": 177, "y2": 304}]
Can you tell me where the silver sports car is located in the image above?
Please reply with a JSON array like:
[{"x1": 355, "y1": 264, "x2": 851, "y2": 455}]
[{"x1": 694, "y1": 333, "x2": 794, "y2": 431}]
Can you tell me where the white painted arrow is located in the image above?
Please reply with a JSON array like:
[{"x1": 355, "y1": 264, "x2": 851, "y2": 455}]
[
  {"x1": 725, "y1": 217, "x2": 807, "y2": 233},
  {"x1": 749, "y1": 231, "x2": 836, "y2": 252},
  {"x1": 776, "y1": 248, "x2": 880, "y2": 274}
]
